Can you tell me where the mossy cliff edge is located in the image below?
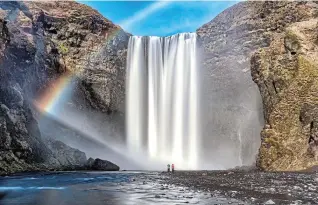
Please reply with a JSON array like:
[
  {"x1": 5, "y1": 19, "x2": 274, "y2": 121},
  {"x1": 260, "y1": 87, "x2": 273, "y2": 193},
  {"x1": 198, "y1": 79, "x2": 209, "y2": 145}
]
[{"x1": 251, "y1": 15, "x2": 318, "y2": 170}]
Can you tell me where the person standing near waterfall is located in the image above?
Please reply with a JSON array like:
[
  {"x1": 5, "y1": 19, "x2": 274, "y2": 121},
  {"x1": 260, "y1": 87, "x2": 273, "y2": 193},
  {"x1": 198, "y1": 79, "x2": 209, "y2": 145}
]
[
  {"x1": 172, "y1": 164, "x2": 175, "y2": 173},
  {"x1": 167, "y1": 164, "x2": 170, "y2": 172}
]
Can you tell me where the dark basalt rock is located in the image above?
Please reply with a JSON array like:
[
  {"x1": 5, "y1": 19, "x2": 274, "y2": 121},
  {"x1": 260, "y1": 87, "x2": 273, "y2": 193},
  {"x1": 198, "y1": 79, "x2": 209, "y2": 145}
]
[
  {"x1": 90, "y1": 158, "x2": 120, "y2": 171},
  {"x1": 44, "y1": 141, "x2": 120, "y2": 171}
]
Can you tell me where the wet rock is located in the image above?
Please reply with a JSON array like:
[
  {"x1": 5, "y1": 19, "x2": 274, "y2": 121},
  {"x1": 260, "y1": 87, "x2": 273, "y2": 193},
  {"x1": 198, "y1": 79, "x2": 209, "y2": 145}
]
[{"x1": 90, "y1": 158, "x2": 119, "y2": 171}]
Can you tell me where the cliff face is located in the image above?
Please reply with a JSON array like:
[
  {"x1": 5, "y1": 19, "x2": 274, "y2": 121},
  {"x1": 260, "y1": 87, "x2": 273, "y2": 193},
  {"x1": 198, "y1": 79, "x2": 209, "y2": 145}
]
[
  {"x1": 197, "y1": 1, "x2": 316, "y2": 168},
  {"x1": 0, "y1": 1, "x2": 127, "y2": 174},
  {"x1": 0, "y1": 1, "x2": 128, "y2": 112},
  {"x1": 0, "y1": 15, "x2": 51, "y2": 174},
  {"x1": 251, "y1": 4, "x2": 318, "y2": 170}
]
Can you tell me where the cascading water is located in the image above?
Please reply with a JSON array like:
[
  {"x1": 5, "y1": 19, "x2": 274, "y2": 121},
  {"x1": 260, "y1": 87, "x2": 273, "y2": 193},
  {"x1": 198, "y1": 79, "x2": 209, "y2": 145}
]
[{"x1": 126, "y1": 33, "x2": 200, "y2": 170}]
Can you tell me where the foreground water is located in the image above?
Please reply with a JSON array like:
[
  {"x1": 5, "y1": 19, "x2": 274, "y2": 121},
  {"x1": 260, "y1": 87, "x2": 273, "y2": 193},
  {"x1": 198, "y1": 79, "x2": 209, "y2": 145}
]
[
  {"x1": 0, "y1": 171, "x2": 244, "y2": 205},
  {"x1": 1, "y1": 171, "x2": 317, "y2": 205}
]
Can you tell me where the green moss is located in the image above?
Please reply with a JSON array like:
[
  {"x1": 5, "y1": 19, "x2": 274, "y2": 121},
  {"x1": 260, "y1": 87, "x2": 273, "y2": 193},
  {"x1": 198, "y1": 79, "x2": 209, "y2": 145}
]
[{"x1": 58, "y1": 43, "x2": 69, "y2": 55}]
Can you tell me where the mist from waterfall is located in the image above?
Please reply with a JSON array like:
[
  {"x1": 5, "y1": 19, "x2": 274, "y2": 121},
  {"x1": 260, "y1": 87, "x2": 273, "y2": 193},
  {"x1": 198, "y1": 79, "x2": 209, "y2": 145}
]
[{"x1": 126, "y1": 33, "x2": 200, "y2": 170}]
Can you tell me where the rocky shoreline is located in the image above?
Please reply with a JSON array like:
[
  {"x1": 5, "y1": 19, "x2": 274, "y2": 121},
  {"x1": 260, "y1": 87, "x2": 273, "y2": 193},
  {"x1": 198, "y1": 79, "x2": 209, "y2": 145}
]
[{"x1": 161, "y1": 171, "x2": 318, "y2": 204}]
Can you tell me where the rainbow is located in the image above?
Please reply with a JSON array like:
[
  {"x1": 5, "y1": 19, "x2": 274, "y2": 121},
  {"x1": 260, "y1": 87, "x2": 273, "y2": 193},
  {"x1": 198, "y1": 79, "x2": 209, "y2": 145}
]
[
  {"x1": 34, "y1": 71, "x2": 74, "y2": 115},
  {"x1": 34, "y1": 27, "x2": 123, "y2": 115}
]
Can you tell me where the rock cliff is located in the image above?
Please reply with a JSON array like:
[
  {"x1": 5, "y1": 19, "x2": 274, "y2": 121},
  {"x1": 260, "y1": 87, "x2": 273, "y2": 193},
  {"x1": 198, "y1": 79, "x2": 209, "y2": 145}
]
[
  {"x1": 251, "y1": 2, "x2": 318, "y2": 170},
  {"x1": 197, "y1": 1, "x2": 317, "y2": 170},
  {"x1": 0, "y1": 1, "x2": 126, "y2": 174}
]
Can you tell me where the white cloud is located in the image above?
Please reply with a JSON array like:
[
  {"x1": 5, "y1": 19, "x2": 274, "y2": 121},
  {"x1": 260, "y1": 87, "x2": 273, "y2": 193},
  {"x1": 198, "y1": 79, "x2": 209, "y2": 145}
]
[
  {"x1": 145, "y1": 1, "x2": 238, "y2": 36},
  {"x1": 119, "y1": 1, "x2": 172, "y2": 31},
  {"x1": 148, "y1": 18, "x2": 195, "y2": 36}
]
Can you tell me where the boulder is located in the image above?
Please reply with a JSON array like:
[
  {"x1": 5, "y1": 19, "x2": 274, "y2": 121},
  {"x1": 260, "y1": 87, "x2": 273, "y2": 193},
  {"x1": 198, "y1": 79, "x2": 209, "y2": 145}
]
[{"x1": 90, "y1": 158, "x2": 119, "y2": 171}]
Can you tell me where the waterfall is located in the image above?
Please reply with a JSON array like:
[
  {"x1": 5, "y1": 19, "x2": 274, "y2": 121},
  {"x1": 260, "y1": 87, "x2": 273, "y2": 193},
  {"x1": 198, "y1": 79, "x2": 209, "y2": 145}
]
[{"x1": 126, "y1": 33, "x2": 200, "y2": 170}]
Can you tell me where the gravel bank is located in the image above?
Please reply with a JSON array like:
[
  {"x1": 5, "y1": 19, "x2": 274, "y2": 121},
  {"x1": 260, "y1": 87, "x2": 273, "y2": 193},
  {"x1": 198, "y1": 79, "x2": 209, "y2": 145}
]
[{"x1": 161, "y1": 171, "x2": 318, "y2": 205}]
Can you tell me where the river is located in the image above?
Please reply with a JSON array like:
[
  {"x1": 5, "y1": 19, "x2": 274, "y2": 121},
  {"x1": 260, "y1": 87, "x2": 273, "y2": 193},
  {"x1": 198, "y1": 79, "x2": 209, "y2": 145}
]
[{"x1": 0, "y1": 171, "x2": 244, "y2": 205}]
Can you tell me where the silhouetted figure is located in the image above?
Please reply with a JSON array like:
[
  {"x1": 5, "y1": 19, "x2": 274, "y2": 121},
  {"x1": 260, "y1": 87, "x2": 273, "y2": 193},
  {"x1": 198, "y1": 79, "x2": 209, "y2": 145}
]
[
  {"x1": 172, "y1": 164, "x2": 175, "y2": 173},
  {"x1": 167, "y1": 164, "x2": 170, "y2": 172}
]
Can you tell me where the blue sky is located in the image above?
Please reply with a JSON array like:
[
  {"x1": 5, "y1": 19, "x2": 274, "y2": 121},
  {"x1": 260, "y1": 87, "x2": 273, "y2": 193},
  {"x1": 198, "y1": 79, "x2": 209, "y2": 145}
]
[{"x1": 80, "y1": 1, "x2": 238, "y2": 36}]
